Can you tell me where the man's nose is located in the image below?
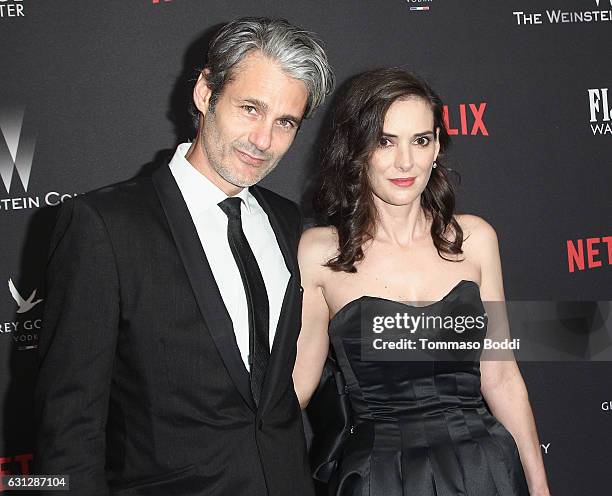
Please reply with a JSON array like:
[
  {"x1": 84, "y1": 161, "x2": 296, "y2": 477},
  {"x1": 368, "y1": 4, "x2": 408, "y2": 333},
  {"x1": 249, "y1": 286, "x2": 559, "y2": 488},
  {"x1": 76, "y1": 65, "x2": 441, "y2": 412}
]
[{"x1": 248, "y1": 121, "x2": 273, "y2": 152}]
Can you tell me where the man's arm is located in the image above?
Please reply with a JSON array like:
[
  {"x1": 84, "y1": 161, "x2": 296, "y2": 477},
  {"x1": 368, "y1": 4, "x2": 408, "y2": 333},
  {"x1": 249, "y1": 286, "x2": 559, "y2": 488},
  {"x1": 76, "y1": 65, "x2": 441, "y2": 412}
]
[{"x1": 33, "y1": 197, "x2": 120, "y2": 495}]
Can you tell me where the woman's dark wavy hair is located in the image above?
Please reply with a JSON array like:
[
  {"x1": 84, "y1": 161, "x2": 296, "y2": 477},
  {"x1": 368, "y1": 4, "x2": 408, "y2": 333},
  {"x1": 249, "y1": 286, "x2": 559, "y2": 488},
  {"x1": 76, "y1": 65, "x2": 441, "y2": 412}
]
[{"x1": 315, "y1": 68, "x2": 463, "y2": 272}]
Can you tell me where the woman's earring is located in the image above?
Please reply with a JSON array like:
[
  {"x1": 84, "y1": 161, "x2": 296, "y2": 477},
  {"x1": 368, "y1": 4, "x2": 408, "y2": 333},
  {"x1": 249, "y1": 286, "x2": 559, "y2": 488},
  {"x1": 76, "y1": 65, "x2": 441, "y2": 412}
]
[{"x1": 432, "y1": 161, "x2": 438, "y2": 169}]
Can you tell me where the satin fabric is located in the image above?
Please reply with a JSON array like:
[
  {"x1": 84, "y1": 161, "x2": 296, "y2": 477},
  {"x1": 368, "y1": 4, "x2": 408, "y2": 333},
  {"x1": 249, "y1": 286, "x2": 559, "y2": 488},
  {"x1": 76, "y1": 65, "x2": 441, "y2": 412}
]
[
  {"x1": 218, "y1": 197, "x2": 270, "y2": 405},
  {"x1": 308, "y1": 355, "x2": 353, "y2": 483},
  {"x1": 314, "y1": 280, "x2": 529, "y2": 496}
]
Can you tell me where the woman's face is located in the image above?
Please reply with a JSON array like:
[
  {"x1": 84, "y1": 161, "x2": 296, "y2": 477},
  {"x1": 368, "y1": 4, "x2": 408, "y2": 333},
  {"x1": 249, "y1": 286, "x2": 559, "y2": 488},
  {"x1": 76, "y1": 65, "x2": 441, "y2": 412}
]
[{"x1": 368, "y1": 97, "x2": 440, "y2": 208}]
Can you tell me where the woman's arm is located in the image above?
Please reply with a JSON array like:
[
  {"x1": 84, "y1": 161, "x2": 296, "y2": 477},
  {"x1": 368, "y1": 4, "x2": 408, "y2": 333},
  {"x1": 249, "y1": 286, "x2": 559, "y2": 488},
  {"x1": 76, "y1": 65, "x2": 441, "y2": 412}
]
[
  {"x1": 293, "y1": 227, "x2": 335, "y2": 409},
  {"x1": 471, "y1": 216, "x2": 551, "y2": 496},
  {"x1": 481, "y1": 360, "x2": 549, "y2": 495}
]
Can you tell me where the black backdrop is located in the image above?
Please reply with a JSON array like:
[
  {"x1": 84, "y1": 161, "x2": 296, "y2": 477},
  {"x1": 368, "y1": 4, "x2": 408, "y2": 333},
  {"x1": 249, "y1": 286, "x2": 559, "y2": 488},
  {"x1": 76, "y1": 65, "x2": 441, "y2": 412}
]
[{"x1": 1, "y1": 1, "x2": 611, "y2": 494}]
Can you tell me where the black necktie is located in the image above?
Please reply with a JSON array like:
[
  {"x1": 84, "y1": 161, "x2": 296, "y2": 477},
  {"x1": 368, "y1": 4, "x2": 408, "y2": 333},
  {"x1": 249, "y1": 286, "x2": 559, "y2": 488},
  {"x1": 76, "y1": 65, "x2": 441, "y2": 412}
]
[{"x1": 218, "y1": 197, "x2": 270, "y2": 406}]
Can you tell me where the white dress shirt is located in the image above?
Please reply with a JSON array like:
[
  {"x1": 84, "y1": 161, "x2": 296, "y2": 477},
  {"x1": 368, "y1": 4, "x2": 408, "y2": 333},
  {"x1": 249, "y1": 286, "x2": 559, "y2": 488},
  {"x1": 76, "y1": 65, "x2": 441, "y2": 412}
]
[{"x1": 169, "y1": 142, "x2": 290, "y2": 370}]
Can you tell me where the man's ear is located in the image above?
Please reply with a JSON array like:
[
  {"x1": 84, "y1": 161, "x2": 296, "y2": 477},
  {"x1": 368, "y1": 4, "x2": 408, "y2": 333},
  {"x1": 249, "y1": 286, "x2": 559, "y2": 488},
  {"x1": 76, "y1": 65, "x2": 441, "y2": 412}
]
[{"x1": 193, "y1": 69, "x2": 213, "y2": 116}]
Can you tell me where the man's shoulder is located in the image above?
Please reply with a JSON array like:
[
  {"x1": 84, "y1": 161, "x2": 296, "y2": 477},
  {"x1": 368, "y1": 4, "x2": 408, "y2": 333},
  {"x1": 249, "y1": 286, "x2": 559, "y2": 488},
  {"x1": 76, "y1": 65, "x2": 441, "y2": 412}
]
[
  {"x1": 251, "y1": 185, "x2": 300, "y2": 217},
  {"x1": 85, "y1": 174, "x2": 154, "y2": 201},
  {"x1": 252, "y1": 185, "x2": 298, "y2": 208},
  {"x1": 54, "y1": 173, "x2": 165, "y2": 237},
  {"x1": 74, "y1": 174, "x2": 157, "y2": 216}
]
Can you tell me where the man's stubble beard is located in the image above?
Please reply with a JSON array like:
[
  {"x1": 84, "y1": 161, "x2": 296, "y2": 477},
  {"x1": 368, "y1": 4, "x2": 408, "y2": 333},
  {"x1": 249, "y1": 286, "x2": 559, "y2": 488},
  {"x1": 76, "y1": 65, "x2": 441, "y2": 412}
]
[{"x1": 202, "y1": 110, "x2": 281, "y2": 188}]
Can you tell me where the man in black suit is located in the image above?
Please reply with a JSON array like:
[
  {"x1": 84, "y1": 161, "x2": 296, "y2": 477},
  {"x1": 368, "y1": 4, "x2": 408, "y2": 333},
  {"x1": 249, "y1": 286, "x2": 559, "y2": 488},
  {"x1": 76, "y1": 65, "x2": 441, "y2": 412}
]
[{"x1": 33, "y1": 17, "x2": 334, "y2": 495}]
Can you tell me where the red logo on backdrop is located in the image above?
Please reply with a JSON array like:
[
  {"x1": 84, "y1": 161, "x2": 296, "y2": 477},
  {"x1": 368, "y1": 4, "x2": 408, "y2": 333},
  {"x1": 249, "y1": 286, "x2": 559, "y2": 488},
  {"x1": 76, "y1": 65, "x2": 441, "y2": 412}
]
[
  {"x1": 152, "y1": 0, "x2": 172, "y2": 4},
  {"x1": 0, "y1": 454, "x2": 33, "y2": 492},
  {"x1": 566, "y1": 236, "x2": 612, "y2": 272},
  {"x1": 443, "y1": 103, "x2": 488, "y2": 136}
]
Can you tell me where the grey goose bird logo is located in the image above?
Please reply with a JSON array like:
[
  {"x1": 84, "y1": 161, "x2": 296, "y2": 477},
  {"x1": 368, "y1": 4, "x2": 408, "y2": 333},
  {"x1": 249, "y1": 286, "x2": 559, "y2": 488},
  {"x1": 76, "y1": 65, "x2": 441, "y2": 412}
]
[{"x1": 8, "y1": 278, "x2": 43, "y2": 313}]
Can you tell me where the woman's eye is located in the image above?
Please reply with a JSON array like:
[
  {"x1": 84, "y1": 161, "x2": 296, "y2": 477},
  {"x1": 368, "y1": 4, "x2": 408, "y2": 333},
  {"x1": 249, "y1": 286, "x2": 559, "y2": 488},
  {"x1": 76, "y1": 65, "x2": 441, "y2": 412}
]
[
  {"x1": 378, "y1": 137, "x2": 392, "y2": 147},
  {"x1": 415, "y1": 137, "x2": 431, "y2": 146}
]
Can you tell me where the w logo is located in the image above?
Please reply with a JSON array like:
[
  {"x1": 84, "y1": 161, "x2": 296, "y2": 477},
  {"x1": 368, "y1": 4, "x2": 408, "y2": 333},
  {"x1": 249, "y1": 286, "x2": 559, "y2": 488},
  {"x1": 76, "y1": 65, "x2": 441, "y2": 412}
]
[
  {"x1": 0, "y1": 107, "x2": 36, "y2": 194},
  {"x1": 595, "y1": 0, "x2": 612, "y2": 6}
]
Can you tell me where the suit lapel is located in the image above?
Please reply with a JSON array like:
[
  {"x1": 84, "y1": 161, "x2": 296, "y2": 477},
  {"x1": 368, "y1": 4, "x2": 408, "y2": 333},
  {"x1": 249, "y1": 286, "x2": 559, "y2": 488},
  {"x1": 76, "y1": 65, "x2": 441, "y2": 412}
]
[
  {"x1": 250, "y1": 186, "x2": 299, "y2": 280},
  {"x1": 152, "y1": 165, "x2": 255, "y2": 411},
  {"x1": 250, "y1": 186, "x2": 301, "y2": 413}
]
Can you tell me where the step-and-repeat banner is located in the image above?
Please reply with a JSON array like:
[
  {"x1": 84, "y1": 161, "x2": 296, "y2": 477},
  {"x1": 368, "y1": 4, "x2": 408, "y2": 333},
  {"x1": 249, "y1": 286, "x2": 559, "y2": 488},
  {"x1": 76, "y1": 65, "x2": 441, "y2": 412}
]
[{"x1": 1, "y1": 1, "x2": 610, "y2": 494}]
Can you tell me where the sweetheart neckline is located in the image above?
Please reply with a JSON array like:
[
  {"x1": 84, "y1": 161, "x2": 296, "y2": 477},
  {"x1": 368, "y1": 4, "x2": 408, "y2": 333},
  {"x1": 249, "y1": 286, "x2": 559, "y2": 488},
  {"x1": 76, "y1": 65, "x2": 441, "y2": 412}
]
[{"x1": 328, "y1": 279, "x2": 480, "y2": 324}]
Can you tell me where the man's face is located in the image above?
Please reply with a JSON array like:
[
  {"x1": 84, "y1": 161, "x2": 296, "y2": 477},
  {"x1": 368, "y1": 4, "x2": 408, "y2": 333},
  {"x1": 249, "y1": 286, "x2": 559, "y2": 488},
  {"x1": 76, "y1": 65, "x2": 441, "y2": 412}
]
[{"x1": 196, "y1": 51, "x2": 308, "y2": 190}]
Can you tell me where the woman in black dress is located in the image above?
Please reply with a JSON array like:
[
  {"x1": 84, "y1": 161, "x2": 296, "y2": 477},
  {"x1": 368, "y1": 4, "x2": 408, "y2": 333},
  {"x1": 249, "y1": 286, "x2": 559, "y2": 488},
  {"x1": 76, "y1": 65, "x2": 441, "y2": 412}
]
[{"x1": 293, "y1": 69, "x2": 550, "y2": 495}]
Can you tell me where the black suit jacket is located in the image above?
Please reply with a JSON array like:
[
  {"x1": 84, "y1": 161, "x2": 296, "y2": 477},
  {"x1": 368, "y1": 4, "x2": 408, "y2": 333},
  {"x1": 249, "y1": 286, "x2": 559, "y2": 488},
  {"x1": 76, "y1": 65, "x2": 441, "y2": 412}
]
[{"x1": 33, "y1": 164, "x2": 314, "y2": 496}]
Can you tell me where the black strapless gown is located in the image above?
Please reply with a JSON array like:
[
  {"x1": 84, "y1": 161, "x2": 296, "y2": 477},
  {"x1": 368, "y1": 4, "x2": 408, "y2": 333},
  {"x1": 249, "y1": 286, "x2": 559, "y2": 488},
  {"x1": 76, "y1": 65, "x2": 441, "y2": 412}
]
[{"x1": 314, "y1": 280, "x2": 529, "y2": 496}]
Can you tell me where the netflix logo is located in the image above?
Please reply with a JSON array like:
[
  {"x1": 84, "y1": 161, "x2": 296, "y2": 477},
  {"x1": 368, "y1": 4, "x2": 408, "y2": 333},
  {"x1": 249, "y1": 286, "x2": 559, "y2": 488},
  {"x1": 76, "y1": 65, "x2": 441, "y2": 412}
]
[
  {"x1": 566, "y1": 236, "x2": 612, "y2": 272},
  {"x1": 443, "y1": 103, "x2": 488, "y2": 136},
  {"x1": 0, "y1": 453, "x2": 33, "y2": 492}
]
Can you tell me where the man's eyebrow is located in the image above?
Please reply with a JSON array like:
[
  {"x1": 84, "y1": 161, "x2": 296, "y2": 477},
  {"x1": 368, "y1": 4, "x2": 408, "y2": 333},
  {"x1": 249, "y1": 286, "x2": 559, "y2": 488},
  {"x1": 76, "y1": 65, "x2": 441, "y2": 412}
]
[
  {"x1": 279, "y1": 113, "x2": 303, "y2": 126},
  {"x1": 243, "y1": 98, "x2": 269, "y2": 112},
  {"x1": 243, "y1": 98, "x2": 302, "y2": 126}
]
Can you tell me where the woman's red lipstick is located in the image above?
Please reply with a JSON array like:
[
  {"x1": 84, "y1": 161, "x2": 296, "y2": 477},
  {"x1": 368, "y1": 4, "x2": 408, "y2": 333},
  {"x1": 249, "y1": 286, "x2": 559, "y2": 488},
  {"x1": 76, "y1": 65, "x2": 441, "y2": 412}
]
[{"x1": 389, "y1": 177, "x2": 416, "y2": 187}]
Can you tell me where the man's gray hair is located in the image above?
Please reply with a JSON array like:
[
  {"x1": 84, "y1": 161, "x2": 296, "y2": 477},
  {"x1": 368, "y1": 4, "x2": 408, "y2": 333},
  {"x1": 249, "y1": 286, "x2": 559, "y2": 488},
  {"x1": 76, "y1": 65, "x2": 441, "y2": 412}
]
[{"x1": 193, "y1": 17, "x2": 334, "y2": 125}]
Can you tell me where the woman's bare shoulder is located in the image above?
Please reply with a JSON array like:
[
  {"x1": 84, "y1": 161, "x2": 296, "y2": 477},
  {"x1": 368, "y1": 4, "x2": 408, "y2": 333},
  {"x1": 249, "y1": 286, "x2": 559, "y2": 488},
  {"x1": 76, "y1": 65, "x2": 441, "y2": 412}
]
[
  {"x1": 455, "y1": 214, "x2": 498, "y2": 244},
  {"x1": 298, "y1": 226, "x2": 339, "y2": 268},
  {"x1": 455, "y1": 214, "x2": 500, "y2": 268}
]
